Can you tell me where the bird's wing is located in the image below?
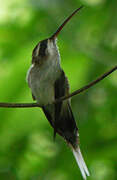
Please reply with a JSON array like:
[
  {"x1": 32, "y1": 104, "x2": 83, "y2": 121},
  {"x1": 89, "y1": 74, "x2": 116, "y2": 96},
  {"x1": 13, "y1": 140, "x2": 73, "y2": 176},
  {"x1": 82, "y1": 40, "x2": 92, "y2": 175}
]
[
  {"x1": 54, "y1": 70, "x2": 78, "y2": 145},
  {"x1": 42, "y1": 70, "x2": 69, "y2": 138},
  {"x1": 42, "y1": 70, "x2": 78, "y2": 143},
  {"x1": 54, "y1": 70, "x2": 69, "y2": 138}
]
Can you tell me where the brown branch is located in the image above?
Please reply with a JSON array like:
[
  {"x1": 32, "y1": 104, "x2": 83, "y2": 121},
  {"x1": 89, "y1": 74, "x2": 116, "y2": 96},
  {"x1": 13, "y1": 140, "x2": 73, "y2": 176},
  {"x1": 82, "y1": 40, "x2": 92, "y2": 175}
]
[
  {"x1": 56, "y1": 65, "x2": 117, "y2": 103},
  {"x1": 0, "y1": 102, "x2": 39, "y2": 108},
  {"x1": 0, "y1": 65, "x2": 117, "y2": 108}
]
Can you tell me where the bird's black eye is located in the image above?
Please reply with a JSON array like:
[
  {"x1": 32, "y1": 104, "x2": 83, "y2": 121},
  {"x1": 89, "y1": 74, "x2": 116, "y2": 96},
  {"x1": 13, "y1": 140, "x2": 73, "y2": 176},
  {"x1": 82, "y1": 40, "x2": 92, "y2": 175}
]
[{"x1": 39, "y1": 39, "x2": 48, "y2": 57}]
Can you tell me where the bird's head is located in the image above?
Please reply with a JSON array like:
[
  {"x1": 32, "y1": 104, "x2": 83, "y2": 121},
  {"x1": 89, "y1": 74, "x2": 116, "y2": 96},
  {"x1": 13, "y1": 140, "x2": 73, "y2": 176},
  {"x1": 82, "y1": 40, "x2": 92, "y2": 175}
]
[{"x1": 32, "y1": 6, "x2": 84, "y2": 65}]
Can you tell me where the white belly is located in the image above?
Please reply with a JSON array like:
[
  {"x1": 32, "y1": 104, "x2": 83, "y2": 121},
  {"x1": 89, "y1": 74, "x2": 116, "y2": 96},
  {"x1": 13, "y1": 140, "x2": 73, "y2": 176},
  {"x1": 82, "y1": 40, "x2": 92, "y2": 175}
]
[{"x1": 27, "y1": 61, "x2": 61, "y2": 106}]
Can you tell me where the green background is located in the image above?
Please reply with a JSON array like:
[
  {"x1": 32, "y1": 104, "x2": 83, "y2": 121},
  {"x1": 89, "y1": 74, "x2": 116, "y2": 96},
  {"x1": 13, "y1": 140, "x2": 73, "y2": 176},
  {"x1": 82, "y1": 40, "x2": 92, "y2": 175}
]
[{"x1": 0, "y1": 0, "x2": 117, "y2": 179}]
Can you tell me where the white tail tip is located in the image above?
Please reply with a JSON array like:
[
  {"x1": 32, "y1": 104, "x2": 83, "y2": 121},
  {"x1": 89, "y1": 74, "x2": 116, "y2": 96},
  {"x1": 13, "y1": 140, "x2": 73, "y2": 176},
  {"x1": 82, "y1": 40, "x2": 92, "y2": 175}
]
[{"x1": 72, "y1": 146, "x2": 90, "y2": 180}]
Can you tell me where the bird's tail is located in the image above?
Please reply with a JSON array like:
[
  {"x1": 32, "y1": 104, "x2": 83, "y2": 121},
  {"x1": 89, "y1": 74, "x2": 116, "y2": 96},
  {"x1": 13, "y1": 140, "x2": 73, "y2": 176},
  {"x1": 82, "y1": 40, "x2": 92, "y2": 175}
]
[{"x1": 72, "y1": 146, "x2": 90, "y2": 180}]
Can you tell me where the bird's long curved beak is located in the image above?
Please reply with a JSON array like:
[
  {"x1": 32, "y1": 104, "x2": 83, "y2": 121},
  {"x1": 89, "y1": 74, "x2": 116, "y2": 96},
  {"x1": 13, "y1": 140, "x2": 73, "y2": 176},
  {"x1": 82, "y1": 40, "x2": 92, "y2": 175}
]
[{"x1": 50, "y1": 5, "x2": 84, "y2": 40}]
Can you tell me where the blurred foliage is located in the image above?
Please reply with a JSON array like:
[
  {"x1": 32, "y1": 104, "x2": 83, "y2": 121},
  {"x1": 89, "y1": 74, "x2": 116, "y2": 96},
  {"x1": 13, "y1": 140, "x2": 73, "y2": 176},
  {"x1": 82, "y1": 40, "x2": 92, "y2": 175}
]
[{"x1": 0, "y1": 0, "x2": 117, "y2": 180}]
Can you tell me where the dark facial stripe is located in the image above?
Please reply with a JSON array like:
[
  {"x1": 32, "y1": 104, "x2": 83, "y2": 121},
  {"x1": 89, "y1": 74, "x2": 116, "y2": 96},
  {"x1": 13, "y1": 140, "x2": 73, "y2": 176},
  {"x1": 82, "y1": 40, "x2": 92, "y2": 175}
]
[{"x1": 39, "y1": 39, "x2": 48, "y2": 57}]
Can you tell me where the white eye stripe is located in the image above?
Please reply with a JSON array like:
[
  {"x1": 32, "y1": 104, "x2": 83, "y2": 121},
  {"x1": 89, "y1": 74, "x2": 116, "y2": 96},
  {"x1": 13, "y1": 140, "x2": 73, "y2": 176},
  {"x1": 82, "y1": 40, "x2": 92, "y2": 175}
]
[{"x1": 35, "y1": 43, "x2": 40, "y2": 57}]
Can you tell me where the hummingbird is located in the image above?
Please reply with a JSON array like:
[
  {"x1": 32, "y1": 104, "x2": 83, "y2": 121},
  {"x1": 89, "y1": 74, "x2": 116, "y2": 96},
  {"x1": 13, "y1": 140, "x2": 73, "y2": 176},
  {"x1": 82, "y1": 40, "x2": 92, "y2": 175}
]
[{"x1": 27, "y1": 6, "x2": 90, "y2": 179}]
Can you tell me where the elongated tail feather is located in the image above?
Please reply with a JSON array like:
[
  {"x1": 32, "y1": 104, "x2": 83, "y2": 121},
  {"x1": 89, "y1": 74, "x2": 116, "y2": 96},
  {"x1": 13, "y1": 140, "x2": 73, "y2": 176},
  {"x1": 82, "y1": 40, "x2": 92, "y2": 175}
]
[{"x1": 72, "y1": 146, "x2": 90, "y2": 180}]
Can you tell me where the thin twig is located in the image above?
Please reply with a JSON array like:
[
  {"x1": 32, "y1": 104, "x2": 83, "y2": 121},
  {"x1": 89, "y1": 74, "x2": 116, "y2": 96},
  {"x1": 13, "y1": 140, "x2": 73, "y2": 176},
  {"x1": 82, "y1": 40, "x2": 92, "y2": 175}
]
[
  {"x1": 0, "y1": 65, "x2": 116, "y2": 108},
  {"x1": 56, "y1": 65, "x2": 117, "y2": 103},
  {"x1": 0, "y1": 102, "x2": 39, "y2": 108}
]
